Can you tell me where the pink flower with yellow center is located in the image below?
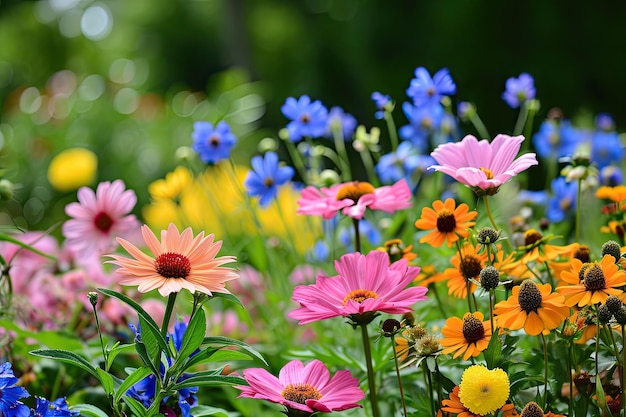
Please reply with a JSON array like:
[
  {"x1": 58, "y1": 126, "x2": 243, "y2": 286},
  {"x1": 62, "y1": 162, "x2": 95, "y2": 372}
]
[
  {"x1": 297, "y1": 179, "x2": 411, "y2": 220},
  {"x1": 289, "y1": 250, "x2": 427, "y2": 325},
  {"x1": 429, "y1": 134, "x2": 538, "y2": 195},
  {"x1": 108, "y1": 223, "x2": 238, "y2": 297},
  {"x1": 236, "y1": 359, "x2": 364, "y2": 414}
]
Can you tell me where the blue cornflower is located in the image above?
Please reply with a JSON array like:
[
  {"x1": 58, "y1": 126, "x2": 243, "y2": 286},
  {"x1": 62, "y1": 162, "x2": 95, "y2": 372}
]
[
  {"x1": 325, "y1": 106, "x2": 357, "y2": 140},
  {"x1": 532, "y1": 119, "x2": 582, "y2": 160},
  {"x1": 244, "y1": 152, "x2": 295, "y2": 207},
  {"x1": 592, "y1": 130, "x2": 622, "y2": 170},
  {"x1": 375, "y1": 141, "x2": 421, "y2": 185},
  {"x1": 32, "y1": 397, "x2": 79, "y2": 417},
  {"x1": 398, "y1": 102, "x2": 443, "y2": 152},
  {"x1": 371, "y1": 92, "x2": 392, "y2": 119},
  {"x1": 191, "y1": 121, "x2": 237, "y2": 164},
  {"x1": 406, "y1": 67, "x2": 456, "y2": 107},
  {"x1": 517, "y1": 189, "x2": 548, "y2": 206},
  {"x1": 596, "y1": 112, "x2": 615, "y2": 131},
  {"x1": 502, "y1": 73, "x2": 536, "y2": 108},
  {"x1": 546, "y1": 177, "x2": 578, "y2": 223},
  {"x1": 281, "y1": 95, "x2": 329, "y2": 142},
  {"x1": 0, "y1": 362, "x2": 30, "y2": 417},
  {"x1": 600, "y1": 165, "x2": 623, "y2": 186}
]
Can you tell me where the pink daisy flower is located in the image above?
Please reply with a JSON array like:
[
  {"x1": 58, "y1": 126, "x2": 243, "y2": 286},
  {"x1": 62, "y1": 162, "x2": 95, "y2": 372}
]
[
  {"x1": 63, "y1": 180, "x2": 139, "y2": 257},
  {"x1": 236, "y1": 359, "x2": 364, "y2": 414},
  {"x1": 108, "y1": 223, "x2": 238, "y2": 297},
  {"x1": 289, "y1": 250, "x2": 427, "y2": 325},
  {"x1": 429, "y1": 134, "x2": 538, "y2": 195},
  {"x1": 297, "y1": 179, "x2": 412, "y2": 220}
]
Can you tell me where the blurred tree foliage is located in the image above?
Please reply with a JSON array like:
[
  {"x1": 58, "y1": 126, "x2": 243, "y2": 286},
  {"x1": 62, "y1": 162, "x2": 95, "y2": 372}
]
[{"x1": 1, "y1": 0, "x2": 625, "y2": 230}]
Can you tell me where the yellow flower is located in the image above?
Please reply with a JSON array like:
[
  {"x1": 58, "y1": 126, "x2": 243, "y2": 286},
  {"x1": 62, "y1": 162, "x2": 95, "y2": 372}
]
[
  {"x1": 47, "y1": 148, "x2": 97, "y2": 192},
  {"x1": 458, "y1": 365, "x2": 510, "y2": 415}
]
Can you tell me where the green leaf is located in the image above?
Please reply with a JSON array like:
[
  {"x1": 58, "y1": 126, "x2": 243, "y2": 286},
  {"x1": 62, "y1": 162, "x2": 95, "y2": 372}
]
[
  {"x1": 98, "y1": 288, "x2": 170, "y2": 356},
  {"x1": 133, "y1": 341, "x2": 160, "y2": 377},
  {"x1": 483, "y1": 332, "x2": 503, "y2": 369},
  {"x1": 202, "y1": 337, "x2": 267, "y2": 365},
  {"x1": 30, "y1": 349, "x2": 98, "y2": 378},
  {"x1": 0, "y1": 232, "x2": 56, "y2": 260},
  {"x1": 139, "y1": 316, "x2": 161, "y2": 362},
  {"x1": 170, "y1": 374, "x2": 246, "y2": 390},
  {"x1": 190, "y1": 405, "x2": 235, "y2": 417},
  {"x1": 209, "y1": 292, "x2": 244, "y2": 309},
  {"x1": 106, "y1": 343, "x2": 136, "y2": 372},
  {"x1": 0, "y1": 320, "x2": 83, "y2": 351},
  {"x1": 202, "y1": 350, "x2": 256, "y2": 363},
  {"x1": 114, "y1": 367, "x2": 154, "y2": 405},
  {"x1": 177, "y1": 308, "x2": 207, "y2": 363},
  {"x1": 96, "y1": 368, "x2": 115, "y2": 396},
  {"x1": 71, "y1": 404, "x2": 111, "y2": 417},
  {"x1": 122, "y1": 394, "x2": 149, "y2": 417}
]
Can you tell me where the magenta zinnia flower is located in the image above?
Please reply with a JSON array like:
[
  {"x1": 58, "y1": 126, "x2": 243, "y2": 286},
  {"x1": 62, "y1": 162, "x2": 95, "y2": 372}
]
[
  {"x1": 429, "y1": 134, "x2": 538, "y2": 195},
  {"x1": 108, "y1": 223, "x2": 238, "y2": 297},
  {"x1": 236, "y1": 359, "x2": 364, "y2": 414},
  {"x1": 289, "y1": 251, "x2": 427, "y2": 325},
  {"x1": 297, "y1": 179, "x2": 411, "y2": 220},
  {"x1": 63, "y1": 180, "x2": 139, "y2": 257}
]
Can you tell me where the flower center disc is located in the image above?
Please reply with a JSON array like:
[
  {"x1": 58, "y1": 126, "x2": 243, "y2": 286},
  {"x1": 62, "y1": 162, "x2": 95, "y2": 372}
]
[
  {"x1": 480, "y1": 167, "x2": 494, "y2": 179},
  {"x1": 524, "y1": 229, "x2": 543, "y2": 246},
  {"x1": 209, "y1": 135, "x2": 220, "y2": 147},
  {"x1": 517, "y1": 280, "x2": 543, "y2": 312},
  {"x1": 343, "y1": 289, "x2": 378, "y2": 305},
  {"x1": 460, "y1": 255, "x2": 482, "y2": 280},
  {"x1": 583, "y1": 264, "x2": 606, "y2": 291},
  {"x1": 336, "y1": 182, "x2": 376, "y2": 202},
  {"x1": 462, "y1": 315, "x2": 485, "y2": 343},
  {"x1": 436, "y1": 210, "x2": 457, "y2": 233},
  {"x1": 94, "y1": 211, "x2": 114, "y2": 232},
  {"x1": 155, "y1": 252, "x2": 192, "y2": 279},
  {"x1": 281, "y1": 383, "x2": 322, "y2": 404}
]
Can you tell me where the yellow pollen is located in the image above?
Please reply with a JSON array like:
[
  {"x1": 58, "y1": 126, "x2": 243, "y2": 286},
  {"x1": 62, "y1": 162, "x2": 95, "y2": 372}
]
[
  {"x1": 480, "y1": 167, "x2": 494, "y2": 179},
  {"x1": 343, "y1": 289, "x2": 378, "y2": 305},
  {"x1": 336, "y1": 182, "x2": 376, "y2": 202},
  {"x1": 281, "y1": 383, "x2": 322, "y2": 404}
]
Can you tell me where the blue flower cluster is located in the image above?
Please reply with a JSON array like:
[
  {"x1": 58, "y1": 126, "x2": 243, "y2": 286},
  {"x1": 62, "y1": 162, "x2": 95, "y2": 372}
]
[{"x1": 191, "y1": 121, "x2": 237, "y2": 165}]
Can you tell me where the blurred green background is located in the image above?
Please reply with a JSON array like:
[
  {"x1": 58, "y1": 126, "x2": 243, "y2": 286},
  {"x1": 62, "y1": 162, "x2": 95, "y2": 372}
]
[{"x1": 1, "y1": 0, "x2": 625, "y2": 230}]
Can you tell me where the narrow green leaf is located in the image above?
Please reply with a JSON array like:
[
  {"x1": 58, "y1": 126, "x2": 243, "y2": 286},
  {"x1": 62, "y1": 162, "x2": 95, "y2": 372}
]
[
  {"x1": 139, "y1": 316, "x2": 161, "y2": 361},
  {"x1": 178, "y1": 347, "x2": 220, "y2": 372},
  {"x1": 0, "y1": 320, "x2": 83, "y2": 351},
  {"x1": 190, "y1": 405, "x2": 233, "y2": 417},
  {"x1": 0, "y1": 232, "x2": 56, "y2": 259},
  {"x1": 177, "y1": 308, "x2": 207, "y2": 363},
  {"x1": 122, "y1": 395, "x2": 149, "y2": 417},
  {"x1": 202, "y1": 336, "x2": 267, "y2": 365},
  {"x1": 106, "y1": 343, "x2": 135, "y2": 372},
  {"x1": 133, "y1": 342, "x2": 160, "y2": 377},
  {"x1": 209, "y1": 292, "x2": 244, "y2": 309},
  {"x1": 30, "y1": 349, "x2": 98, "y2": 378},
  {"x1": 171, "y1": 374, "x2": 246, "y2": 390},
  {"x1": 96, "y1": 368, "x2": 115, "y2": 396},
  {"x1": 71, "y1": 404, "x2": 111, "y2": 417},
  {"x1": 114, "y1": 367, "x2": 154, "y2": 405},
  {"x1": 483, "y1": 333, "x2": 502, "y2": 369}
]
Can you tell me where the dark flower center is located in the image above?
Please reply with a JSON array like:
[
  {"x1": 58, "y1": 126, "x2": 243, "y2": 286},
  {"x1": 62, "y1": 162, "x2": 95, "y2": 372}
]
[
  {"x1": 480, "y1": 167, "x2": 494, "y2": 179},
  {"x1": 155, "y1": 252, "x2": 191, "y2": 279},
  {"x1": 264, "y1": 177, "x2": 274, "y2": 187},
  {"x1": 574, "y1": 245, "x2": 591, "y2": 263},
  {"x1": 343, "y1": 289, "x2": 378, "y2": 305},
  {"x1": 209, "y1": 135, "x2": 220, "y2": 147},
  {"x1": 300, "y1": 114, "x2": 311, "y2": 124},
  {"x1": 462, "y1": 315, "x2": 485, "y2": 343},
  {"x1": 517, "y1": 280, "x2": 543, "y2": 313},
  {"x1": 426, "y1": 87, "x2": 435, "y2": 97},
  {"x1": 583, "y1": 264, "x2": 606, "y2": 291},
  {"x1": 524, "y1": 229, "x2": 543, "y2": 246},
  {"x1": 460, "y1": 255, "x2": 482, "y2": 280},
  {"x1": 94, "y1": 212, "x2": 114, "y2": 232},
  {"x1": 336, "y1": 182, "x2": 375, "y2": 202},
  {"x1": 520, "y1": 401, "x2": 544, "y2": 417},
  {"x1": 281, "y1": 383, "x2": 322, "y2": 404},
  {"x1": 435, "y1": 210, "x2": 457, "y2": 233}
]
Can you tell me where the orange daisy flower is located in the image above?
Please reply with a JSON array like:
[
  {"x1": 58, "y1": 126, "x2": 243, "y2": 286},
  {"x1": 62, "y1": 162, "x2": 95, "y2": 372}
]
[
  {"x1": 596, "y1": 184, "x2": 626, "y2": 202},
  {"x1": 441, "y1": 386, "x2": 518, "y2": 417},
  {"x1": 557, "y1": 254, "x2": 626, "y2": 307},
  {"x1": 415, "y1": 198, "x2": 477, "y2": 248},
  {"x1": 108, "y1": 223, "x2": 239, "y2": 297},
  {"x1": 441, "y1": 311, "x2": 492, "y2": 360},
  {"x1": 494, "y1": 280, "x2": 569, "y2": 336},
  {"x1": 444, "y1": 242, "x2": 488, "y2": 298},
  {"x1": 413, "y1": 264, "x2": 446, "y2": 287},
  {"x1": 516, "y1": 228, "x2": 578, "y2": 265},
  {"x1": 549, "y1": 243, "x2": 590, "y2": 286},
  {"x1": 377, "y1": 239, "x2": 418, "y2": 263}
]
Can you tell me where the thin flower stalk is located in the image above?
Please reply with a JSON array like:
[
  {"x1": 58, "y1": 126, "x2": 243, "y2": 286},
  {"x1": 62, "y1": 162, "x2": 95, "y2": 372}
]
[
  {"x1": 360, "y1": 323, "x2": 380, "y2": 417},
  {"x1": 389, "y1": 336, "x2": 407, "y2": 417},
  {"x1": 383, "y1": 110, "x2": 399, "y2": 152},
  {"x1": 331, "y1": 124, "x2": 352, "y2": 181}
]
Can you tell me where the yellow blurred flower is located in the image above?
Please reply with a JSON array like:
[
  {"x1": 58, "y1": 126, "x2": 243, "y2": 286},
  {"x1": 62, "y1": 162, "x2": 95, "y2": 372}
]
[{"x1": 47, "y1": 147, "x2": 97, "y2": 192}]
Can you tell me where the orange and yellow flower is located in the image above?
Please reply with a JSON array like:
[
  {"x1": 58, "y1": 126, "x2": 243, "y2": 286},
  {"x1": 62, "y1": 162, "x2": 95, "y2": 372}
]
[
  {"x1": 415, "y1": 198, "x2": 477, "y2": 248},
  {"x1": 441, "y1": 311, "x2": 492, "y2": 360},
  {"x1": 441, "y1": 386, "x2": 518, "y2": 417},
  {"x1": 596, "y1": 184, "x2": 626, "y2": 203},
  {"x1": 516, "y1": 229, "x2": 578, "y2": 265},
  {"x1": 444, "y1": 242, "x2": 488, "y2": 298},
  {"x1": 557, "y1": 254, "x2": 626, "y2": 307},
  {"x1": 494, "y1": 280, "x2": 569, "y2": 336}
]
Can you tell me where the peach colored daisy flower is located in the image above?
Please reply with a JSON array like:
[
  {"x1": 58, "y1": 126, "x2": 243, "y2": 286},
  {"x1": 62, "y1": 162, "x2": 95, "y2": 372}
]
[{"x1": 108, "y1": 223, "x2": 238, "y2": 297}]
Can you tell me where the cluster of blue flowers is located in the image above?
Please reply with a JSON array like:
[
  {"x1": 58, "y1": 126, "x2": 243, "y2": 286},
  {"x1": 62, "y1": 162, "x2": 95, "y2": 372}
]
[{"x1": 0, "y1": 362, "x2": 78, "y2": 417}]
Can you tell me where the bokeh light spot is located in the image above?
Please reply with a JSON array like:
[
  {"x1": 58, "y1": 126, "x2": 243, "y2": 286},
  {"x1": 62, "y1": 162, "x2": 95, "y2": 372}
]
[{"x1": 81, "y1": 5, "x2": 113, "y2": 40}]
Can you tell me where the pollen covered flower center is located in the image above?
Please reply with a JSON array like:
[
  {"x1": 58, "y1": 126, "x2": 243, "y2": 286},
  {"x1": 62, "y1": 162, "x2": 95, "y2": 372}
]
[
  {"x1": 94, "y1": 211, "x2": 114, "y2": 232},
  {"x1": 517, "y1": 280, "x2": 543, "y2": 312},
  {"x1": 462, "y1": 315, "x2": 485, "y2": 343},
  {"x1": 574, "y1": 245, "x2": 591, "y2": 263},
  {"x1": 155, "y1": 252, "x2": 192, "y2": 279},
  {"x1": 524, "y1": 229, "x2": 543, "y2": 246},
  {"x1": 281, "y1": 383, "x2": 322, "y2": 404},
  {"x1": 209, "y1": 135, "x2": 220, "y2": 147},
  {"x1": 336, "y1": 182, "x2": 376, "y2": 202},
  {"x1": 343, "y1": 289, "x2": 378, "y2": 305},
  {"x1": 264, "y1": 177, "x2": 274, "y2": 187},
  {"x1": 480, "y1": 167, "x2": 494, "y2": 179},
  {"x1": 583, "y1": 264, "x2": 606, "y2": 291},
  {"x1": 460, "y1": 255, "x2": 482, "y2": 280},
  {"x1": 435, "y1": 209, "x2": 457, "y2": 233},
  {"x1": 300, "y1": 114, "x2": 311, "y2": 124}
]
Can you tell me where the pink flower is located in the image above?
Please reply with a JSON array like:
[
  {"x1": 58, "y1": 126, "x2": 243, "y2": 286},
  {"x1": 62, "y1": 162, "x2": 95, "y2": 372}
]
[
  {"x1": 63, "y1": 180, "x2": 139, "y2": 257},
  {"x1": 297, "y1": 179, "x2": 412, "y2": 220},
  {"x1": 236, "y1": 359, "x2": 364, "y2": 414},
  {"x1": 289, "y1": 251, "x2": 427, "y2": 325},
  {"x1": 429, "y1": 134, "x2": 538, "y2": 195}
]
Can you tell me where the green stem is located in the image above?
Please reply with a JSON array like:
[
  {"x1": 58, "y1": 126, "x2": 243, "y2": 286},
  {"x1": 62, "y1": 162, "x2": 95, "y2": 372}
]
[
  {"x1": 359, "y1": 148, "x2": 380, "y2": 187},
  {"x1": 284, "y1": 139, "x2": 309, "y2": 184},
  {"x1": 567, "y1": 341, "x2": 573, "y2": 417},
  {"x1": 423, "y1": 360, "x2": 435, "y2": 416},
  {"x1": 90, "y1": 300, "x2": 109, "y2": 370},
  {"x1": 576, "y1": 178, "x2": 582, "y2": 243},
  {"x1": 488, "y1": 289, "x2": 495, "y2": 336},
  {"x1": 621, "y1": 325, "x2": 625, "y2": 417},
  {"x1": 161, "y1": 292, "x2": 178, "y2": 340},
  {"x1": 540, "y1": 332, "x2": 549, "y2": 409},
  {"x1": 353, "y1": 218, "x2": 361, "y2": 253},
  {"x1": 483, "y1": 195, "x2": 514, "y2": 253},
  {"x1": 455, "y1": 240, "x2": 473, "y2": 313},
  {"x1": 332, "y1": 125, "x2": 352, "y2": 181},
  {"x1": 383, "y1": 111, "x2": 399, "y2": 152},
  {"x1": 513, "y1": 101, "x2": 529, "y2": 137},
  {"x1": 469, "y1": 112, "x2": 490, "y2": 139},
  {"x1": 360, "y1": 323, "x2": 381, "y2": 417},
  {"x1": 390, "y1": 337, "x2": 407, "y2": 417}
]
